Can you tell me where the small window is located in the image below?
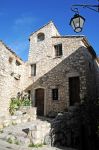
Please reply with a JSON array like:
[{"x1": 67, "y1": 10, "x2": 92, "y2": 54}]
[
  {"x1": 37, "y1": 33, "x2": 45, "y2": 42},
  {"x1": 31, "y1": 64, "x2": 36, "y2": 76},
  {"x1": 54, "y1": 44, "x2": 62, "y2": 57},
  {"x1": 16, "y1": 60, "x2": 21, "y2": 66},
  {"x1": 28, "y1": 90, "x2": 31, "y2": 100},
  {"x1": 52, "y1": 89, "x2": 58, "y2": 100}
]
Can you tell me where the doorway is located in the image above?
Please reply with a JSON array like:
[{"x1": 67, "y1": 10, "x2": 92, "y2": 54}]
[
  {"x1": 69, "y1": 77, "x2": 80, "y2": 105},
  {"x1": 35, "y1": 88, "x2": 44, "y2": 116}
]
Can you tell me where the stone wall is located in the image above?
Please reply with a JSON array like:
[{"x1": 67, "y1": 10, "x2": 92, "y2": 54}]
[
  {"x1": 95, "y1": 59, "x2": 99, "y2": 98},
  {"x1": 0, "y1": 107, "x2": 37, "y2": 129},
  {"x1": 84, "y1": 50, "x2": 98, "y2": 99},
  {"x1": 0, "y1": 41, "x2": 23, "y2": 116},
  {"x1": 28, "y1": 21, "x2": 60, "y2": 63},
  {"x1": 31, "y1": 46, "x2": 87, "y2": 116},
  {"x1": 79, "y1": 44, "x2": 99, "y2": 99},
  {"x1": 28, "y1": 22, "x2": 86, "y2": 84},
  {"x1": 51, "y1": 106, "x2": 81, "y2": 148},
  {"x1": 51, "y1": 104, "x2": 99, "y2": 150},
  {"x1": 0, "y1": 41, "x2": 32, "y2": 116},
  {"x1": 18, "y1": 62, "x2": 33, "y2": 91}
]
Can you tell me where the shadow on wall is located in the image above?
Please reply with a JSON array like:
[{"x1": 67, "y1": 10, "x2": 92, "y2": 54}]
[{"x1": 24, "y1": 46, "x2": 99, "y2": 116}]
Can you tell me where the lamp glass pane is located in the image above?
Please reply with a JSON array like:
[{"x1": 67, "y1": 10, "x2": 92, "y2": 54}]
[
  {"x1": 70, "y1": 14, "x2": 85, "y2": 33},
  {"x1": 73, "y1": 17, "x2": 80, "y2": 28},
  {"x1": 75, "y1": 27, "x2": 82, "y2": 32},
  {"x1": 71, "y1": 21, "x2": 75, "y2": 30},
  {"x1": 80, "y1": 17, "x2": 85, "y2": 28}
]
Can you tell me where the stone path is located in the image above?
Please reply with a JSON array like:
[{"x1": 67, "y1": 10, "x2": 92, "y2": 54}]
[
  {"x1": 0, "y1": 139, "x2": 30, "y2": 150},
  {"x1": 0, "y1": 117, "x2": 76, "y2": 150}
]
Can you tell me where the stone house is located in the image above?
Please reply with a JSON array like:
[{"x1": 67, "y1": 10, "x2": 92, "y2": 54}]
[{"x1": 0, "y1": 21, "x2": 99, "y2": 117}]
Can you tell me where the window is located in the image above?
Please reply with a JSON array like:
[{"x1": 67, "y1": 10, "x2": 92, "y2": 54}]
[
  {"x1": 31, "y1": 64, "x2": 36, "y2": 76},
  {"x1": 28, "y1": 90, "x2": 31, "y2": 100},
  {"x1": 54, "y1": 44, "x2": 62, "y2": 57},
  {"x1": 37, "y1": 33, "x2": 45, "y2": 42},
  {"x1": 52, "y1": 89, "x2": 58, "y2": 100}
]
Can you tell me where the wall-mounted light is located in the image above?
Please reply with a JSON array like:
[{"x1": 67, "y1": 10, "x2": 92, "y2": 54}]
[
  {"x1": 69, "y1": 8, "x2": 85, "y2": 33},
  {"x1": 70, "y1": 0, "x2": 99, "y2": 32}
]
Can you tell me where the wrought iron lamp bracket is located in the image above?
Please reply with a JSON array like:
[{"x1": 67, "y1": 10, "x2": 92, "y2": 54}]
[
  {"x1": 72, "y1": 0, "x2": 99, "y2": 13},
  {"x1": 71, "y1": 8, "x2": 79, "y2": 14}
]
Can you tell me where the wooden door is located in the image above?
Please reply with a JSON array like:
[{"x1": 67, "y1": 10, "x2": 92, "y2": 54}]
[
  {"x1": 69, "y1": 77, "x2": 80, "y2": 105},
  {"x1": 35, "y1": 88, "x2": 44, "y2": 116}
]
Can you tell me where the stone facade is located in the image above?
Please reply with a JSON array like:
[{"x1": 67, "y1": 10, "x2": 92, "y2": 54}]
[
  {"x1": 0, "y1": 41, "x2": 32, "y2": 116},
  {"x1": 0, "y1": 21, "x2": 99, "y2": 117},
  {"x1": 0, "y1": 41, "x2": 23, "y2": 116}
]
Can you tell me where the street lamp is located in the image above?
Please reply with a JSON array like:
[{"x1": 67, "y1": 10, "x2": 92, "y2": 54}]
[
  {"x1": 70, "y1": 0, "x2": 99, "y2": 33},
  {"x1": 69, "y1": 8, "x2": 85, "y2": 33}
]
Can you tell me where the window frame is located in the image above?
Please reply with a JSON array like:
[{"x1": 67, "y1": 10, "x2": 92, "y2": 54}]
[
  {"x1": 31, "y1": 64, "x2": 36, "y2": 76},
  {"x1": 54, "y1": 43, "x2": 63, "y2": 57},
  {"x1": 52, "y1": 88, "x2": 58, "y2": 101}
]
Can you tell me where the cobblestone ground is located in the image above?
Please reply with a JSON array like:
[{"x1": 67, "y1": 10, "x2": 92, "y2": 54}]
[{"x1": 0, "y1": 139, "x2": 76, "y2": 150}]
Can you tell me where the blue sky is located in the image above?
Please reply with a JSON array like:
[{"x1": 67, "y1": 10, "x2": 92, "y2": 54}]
[{"x1": 0, "y1": 0, "x2": 99, "y2": 61}]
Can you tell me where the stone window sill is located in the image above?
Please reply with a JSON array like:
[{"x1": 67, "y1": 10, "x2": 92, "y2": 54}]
[{"x1": 53, "y1": 56, "x2": 62, "y2": 59}]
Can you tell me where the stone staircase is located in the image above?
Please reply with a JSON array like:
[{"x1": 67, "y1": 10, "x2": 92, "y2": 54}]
[{"x1": 0, "y1": 119, "x2": 51, "y2": 146}]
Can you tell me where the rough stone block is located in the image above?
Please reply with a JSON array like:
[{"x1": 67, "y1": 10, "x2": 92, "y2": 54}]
[{"x1": 3, "y1": 120, "x2": 10, "y2": 127}]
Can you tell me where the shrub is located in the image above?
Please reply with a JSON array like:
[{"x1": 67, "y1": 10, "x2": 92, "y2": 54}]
[
  {"x1": 9, "y1": 98, "x2": 21, "y2": 115},
  {"x1": 21, "y1": 98, "x2": 31, "y2": 106},
  {"x1": 7, "y1": 137, "x2": 13, "y2": 144},
  {"x1": 9, "y1": 97, "x2": 31, "y2": 115}
]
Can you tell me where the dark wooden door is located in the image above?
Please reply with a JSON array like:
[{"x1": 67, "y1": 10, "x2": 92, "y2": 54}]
[
  {"x1": 69, "y1": 77, "x2": 80, "y2": 105},
  {"x1": 35, "y1": 88, "x2": 44, "y2": 116}
]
